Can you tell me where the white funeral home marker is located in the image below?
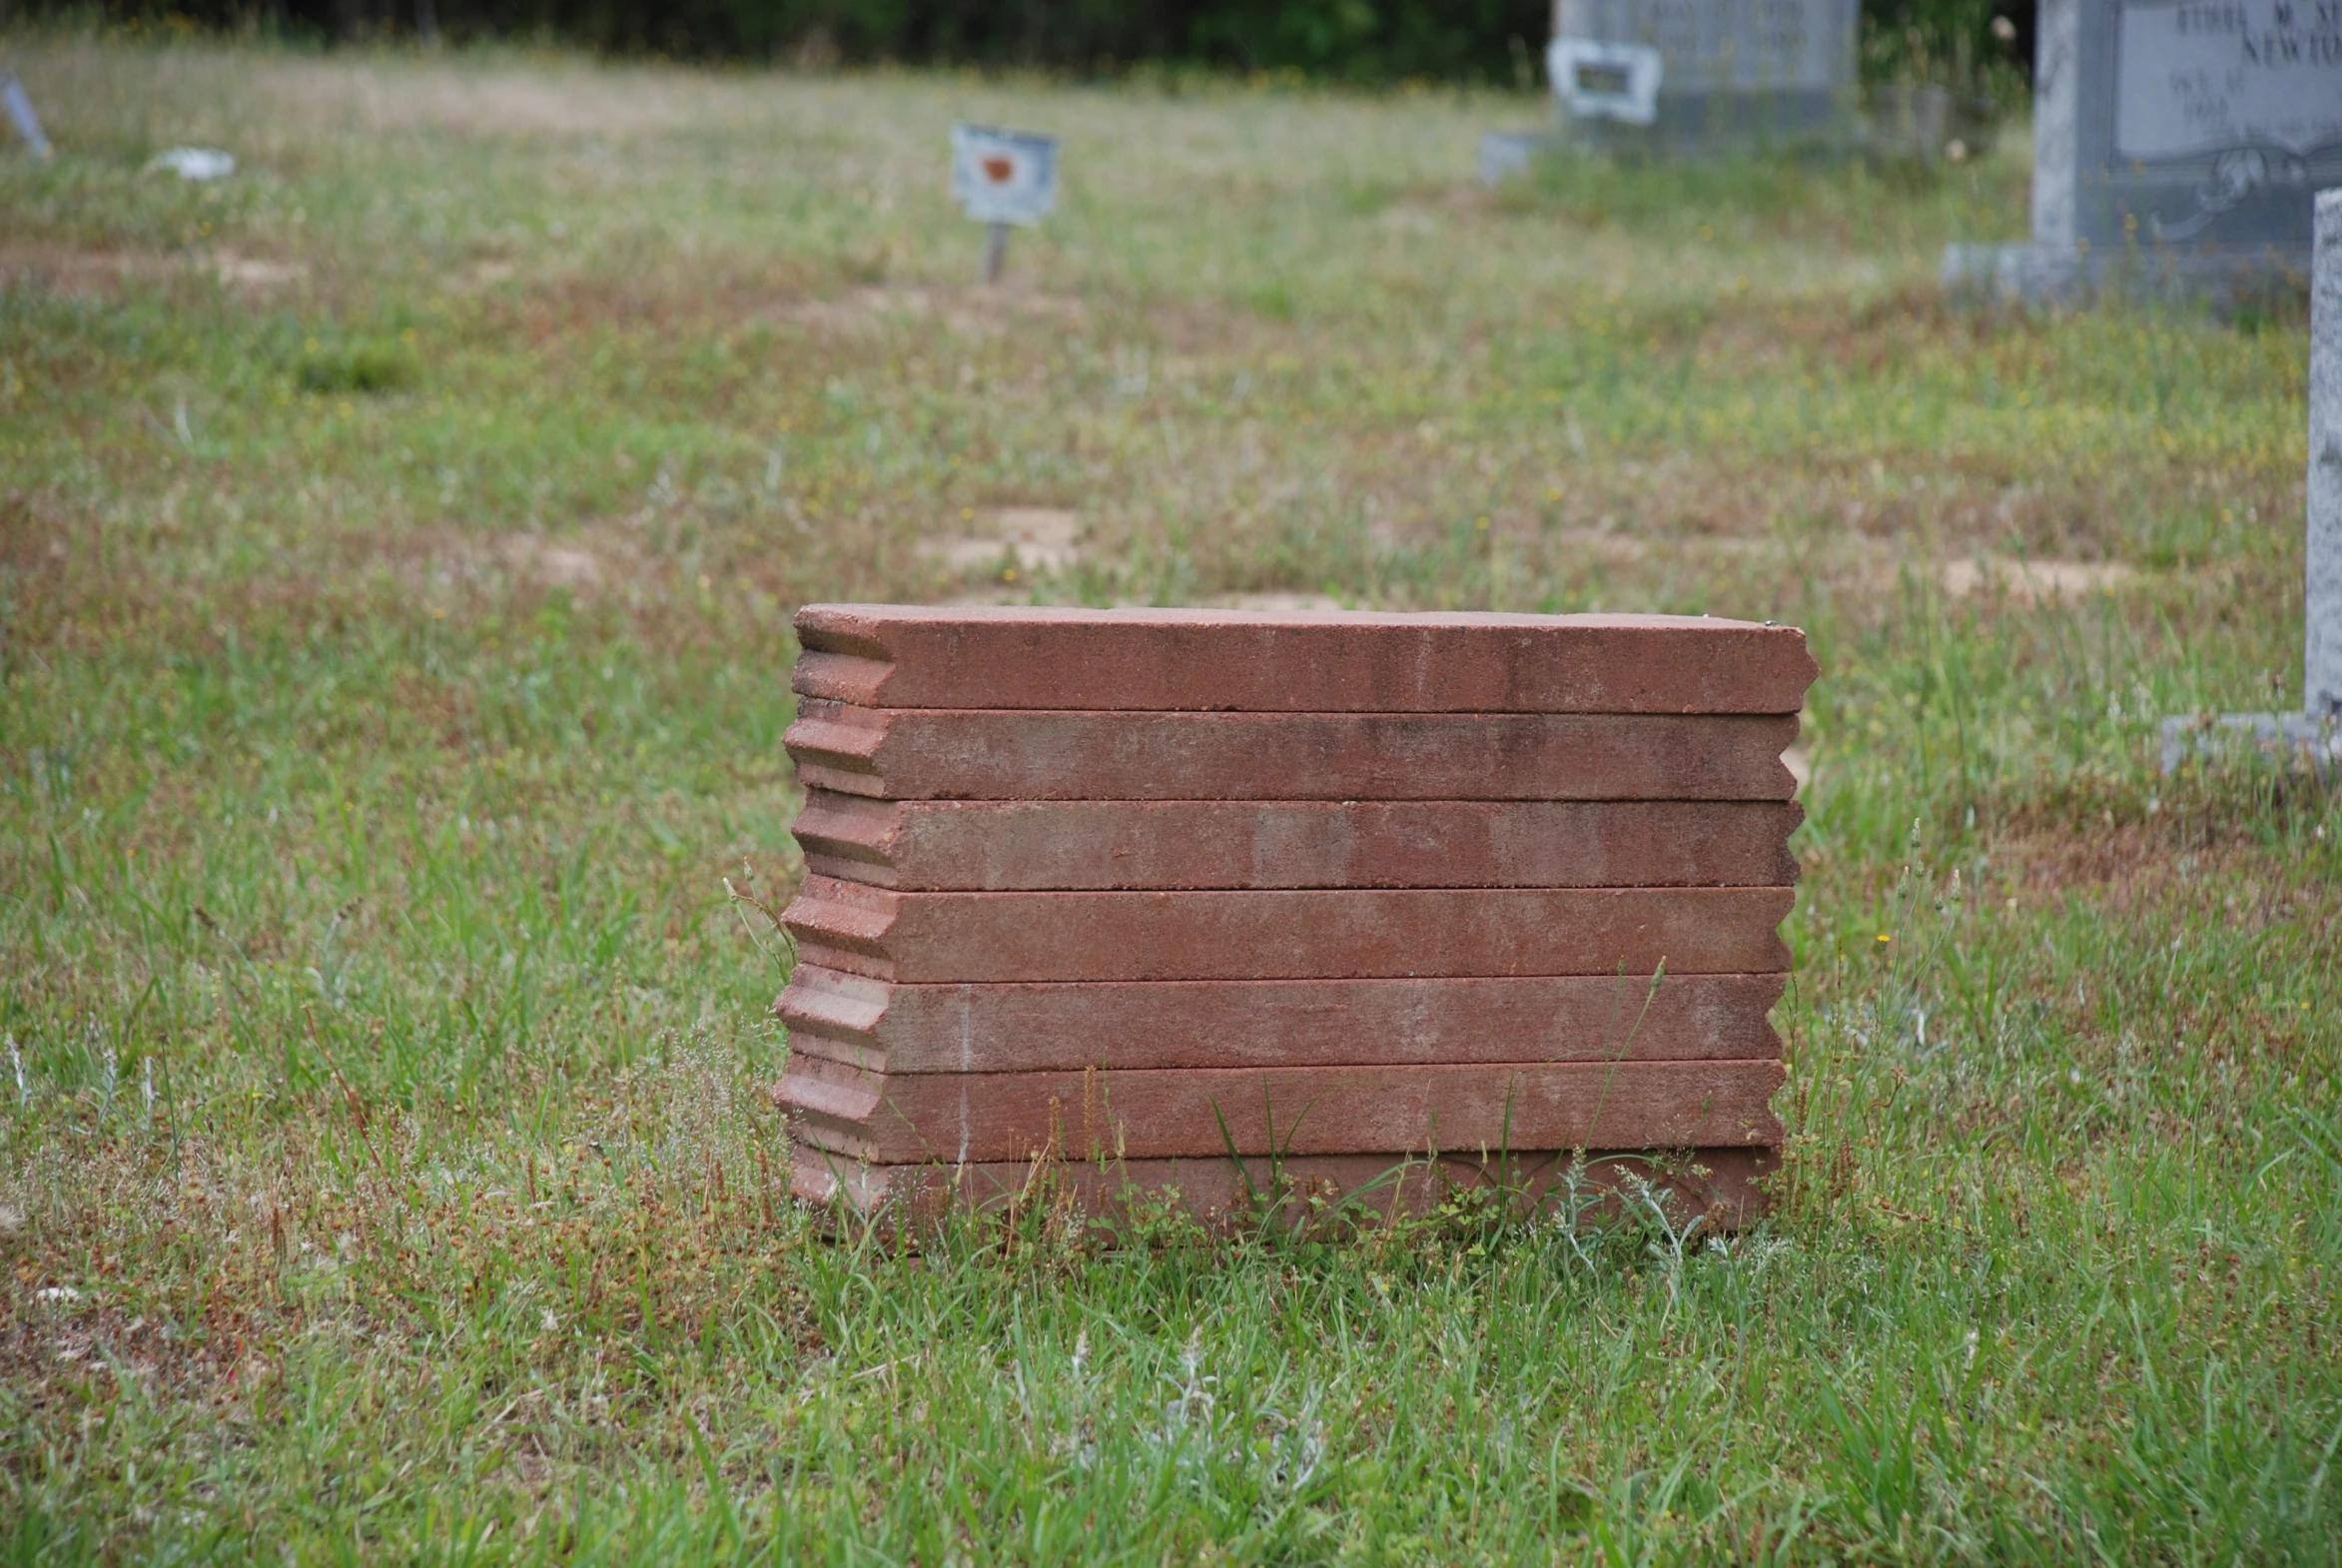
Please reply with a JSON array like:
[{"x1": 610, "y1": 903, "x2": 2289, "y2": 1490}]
[
  {"x1": 1546, "y1": 37, "x2": 1662, "y2": 126},
  {"x1": 951, "y1": 123, "x2": 1058, "y2": 285}
]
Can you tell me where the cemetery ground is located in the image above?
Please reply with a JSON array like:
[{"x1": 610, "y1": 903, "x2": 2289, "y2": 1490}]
[{"x1": 1, "y1": 31, "x2": 2338, "y2": 1563}]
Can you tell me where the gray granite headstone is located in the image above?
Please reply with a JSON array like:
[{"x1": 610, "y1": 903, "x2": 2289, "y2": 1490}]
[
  {"x1": 1479, "y1": 131, "x2": 1548, "y2": 185},
  {"x1": 2309, "y1": 187, "x2": 2341, "y2": 714},
  {"x1": 1548, "y1": 0, "x2": 1861, "y2": 155},
  {"x1": 2161, "y1": 188, "x2": 2342, "y2": 770},
  {"x1": 1951, "y1": 0, "x2": 2342, "y2": 304}
]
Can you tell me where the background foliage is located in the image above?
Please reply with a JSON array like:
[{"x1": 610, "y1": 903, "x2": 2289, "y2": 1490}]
[{"x1": 10, "y1": 0, "x2": 2031, "y2": 87}]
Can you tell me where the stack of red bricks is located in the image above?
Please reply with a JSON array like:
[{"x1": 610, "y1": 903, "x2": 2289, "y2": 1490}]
[{"x1": 773, "y1": 605, "x2": 1816, "y2": 1223}]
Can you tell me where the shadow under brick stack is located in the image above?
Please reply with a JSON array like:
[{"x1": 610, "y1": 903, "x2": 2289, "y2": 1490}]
[{"x1": 772, "y1": 605, "x2": 1817, "y2": 1226}]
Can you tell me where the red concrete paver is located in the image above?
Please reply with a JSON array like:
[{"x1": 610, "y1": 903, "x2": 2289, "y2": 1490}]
[
  {"x1": 770, "y1": 604, "x2": 1817, "y2": 1228},
  {"x1": 777, "y1": 966, "x2": 1786, "y2": 1073},
  {"x1": 793, "y1": 792, "x2": 1805, "y2": 890},
  {"x1": 794, "y1": 604, "x2": 1817, "y2": 713},
  {"x1": 785, "y1": 702, "x2": 1801, "y2": 802},
  {"x1": 790, "y1": 1146, "x2": 1776, "y2": 1227},
  {"x1": 783, "y1": 877, "x2": 1795, "y2": 982},
  {"x1": 776, "y1": 1058, "x2": 1787, "y2": 1163}
]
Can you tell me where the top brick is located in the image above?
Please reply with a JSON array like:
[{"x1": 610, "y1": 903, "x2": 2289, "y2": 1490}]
[{"x1": 794, "y1": 605, "x2": 1817, "y2": 715}]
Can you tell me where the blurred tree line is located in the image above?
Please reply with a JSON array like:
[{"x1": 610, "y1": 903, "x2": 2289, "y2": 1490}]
[{"x1": 10, "y1": 0, "x2": 2032, "y2": 90}]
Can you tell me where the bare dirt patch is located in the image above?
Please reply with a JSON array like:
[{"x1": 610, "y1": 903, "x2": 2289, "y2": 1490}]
[
  {"x1": 0, "y1": 244, "x2": 182, "y2": 298},
  {"x1": 0, "y1": 244, "x2": 310, "y2": 297},
  {"x1": 267, "y1": 61, "x2": 702, "y2": 138},
  {"x1": 1213, "y1": 592, "x2": 1345, "y2": 611},
  {"x1": 916, "y1": 506, "x2": 1082, "y2": 576},
  {"x1": 213, "y1": 251, "x2": 309, "y2": 290},
  {"x1": 1989, "y1": 811, "x2": 2333, "y2": 923},
  {"x1": 781, "y1": 285, "x2": 1090, "y2": 342},
  {"x1": 1551, "y1": 527, "x2": 1652, "y2": 568},
  {"x1": 1783, "y1": 744, "x2": 1813, "y2": 792},
  {"x1": 358, "y1": 522, "x2": 661, "y2": 606},
  {"x1": 0, "y1": 1302, "x2": 251, "y2": 1413},
  {"x1": 1940, "y1": 555, "x2": 2135, "y2": 603}
]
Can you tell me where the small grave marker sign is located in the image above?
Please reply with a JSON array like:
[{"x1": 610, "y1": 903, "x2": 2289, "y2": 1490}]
[{"x1": 950, "y1": 123, "x2": 1058, "y2": 283}]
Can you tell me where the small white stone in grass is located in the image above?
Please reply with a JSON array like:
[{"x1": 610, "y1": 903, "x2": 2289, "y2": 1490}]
[{"x1": 147, "y1": 147, "x2": 236, "y2": 182}]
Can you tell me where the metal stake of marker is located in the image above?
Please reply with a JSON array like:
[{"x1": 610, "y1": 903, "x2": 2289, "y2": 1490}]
[
  {"x1": 2, "y1": 73, "x2": 52, "y2": 159},
  {"x1": 981, "y1": 222, "x2": 1009, "y2": 285},
  {"x1": 2161, "y1": 188, "x2": 2342, "y2": 775}
]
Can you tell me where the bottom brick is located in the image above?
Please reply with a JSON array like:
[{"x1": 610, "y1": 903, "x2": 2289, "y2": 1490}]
[
  {"x1": 789, "y1": 1146, "x2": 1776, "y2": 1230},
  {"x1": 778, "y1": 1059, "x2": 1785, "y2": 1162}
]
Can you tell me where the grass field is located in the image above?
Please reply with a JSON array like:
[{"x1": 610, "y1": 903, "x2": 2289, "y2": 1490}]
[{"x1": 2, "y1": 30, "x2": 2339, "y2": 1563}]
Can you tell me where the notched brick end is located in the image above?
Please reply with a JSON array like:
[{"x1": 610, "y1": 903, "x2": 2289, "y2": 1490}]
[{"x1": 788, "y1": 1145, "x2": 1782, "y2": 1231}]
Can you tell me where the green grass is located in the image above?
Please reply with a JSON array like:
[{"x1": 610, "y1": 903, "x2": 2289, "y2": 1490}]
[{"x1": 3, "y1": 28, "x2": 2339, "y2": 1564}]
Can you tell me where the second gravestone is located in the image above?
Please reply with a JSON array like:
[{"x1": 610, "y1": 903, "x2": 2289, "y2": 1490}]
[
  {"x1": 1949, "y1": 0, "x2": 2342, "y2": 303},
  {"x1": 2160, "y1": 188, "x2": 2342, "y2": 767},
  {"x1": 772, "y1": 606, "x2": 1818, "y2": 1227},
  {"x1": 1548, "y1": 0, "x2": 1861, "y2": 154}
]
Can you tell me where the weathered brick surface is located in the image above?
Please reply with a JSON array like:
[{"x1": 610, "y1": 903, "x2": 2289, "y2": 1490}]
[
  {"x1": 777, "y1": 1059, "x2": 1786, "y2": 1164},
  {"x1": 794, "y1": 792, "x2": 1805, "y2": 890},
  {"x1": 770, "y1": 604, "x2": 1818, "y2": 1228},
  {"x1": 783, "y1": 876, "x2": 1794, "y2": 982},
  {"x1": 793, "y1": 604, "x2": 1818, "y2": 714},
  {"x1": 786, "y1": 701, "x2": 1800, "y2": 802},
  {"x1": 791, "y1": 1146, "x2": 1777, "y2": 1226},
  {"x1": 778, "y1": 966, "x2": 1786, "y2": 1073}
]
